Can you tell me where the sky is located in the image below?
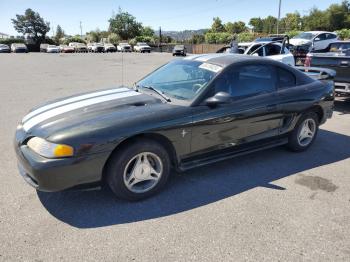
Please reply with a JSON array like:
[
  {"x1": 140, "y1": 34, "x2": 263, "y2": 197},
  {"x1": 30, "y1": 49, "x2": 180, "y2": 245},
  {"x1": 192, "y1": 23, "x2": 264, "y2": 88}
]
[{"x1": 0, "y1": 0, "x2": 341, "y2": 36}]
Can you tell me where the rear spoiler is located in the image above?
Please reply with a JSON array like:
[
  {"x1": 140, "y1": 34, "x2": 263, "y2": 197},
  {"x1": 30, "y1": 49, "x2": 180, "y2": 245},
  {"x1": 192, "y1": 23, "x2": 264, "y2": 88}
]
[{"x1": 295, "y1": 66, "x2": 336, "y2": 81}]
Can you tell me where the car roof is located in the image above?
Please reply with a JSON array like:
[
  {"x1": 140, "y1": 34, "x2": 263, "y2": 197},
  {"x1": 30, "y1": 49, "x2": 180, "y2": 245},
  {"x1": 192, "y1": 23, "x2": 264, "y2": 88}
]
[
  {"x1": 304, "y1": 31, "x2": 335, "y2": 34},
  {"x1": 184, "y1": 53, "x2": 275, "y2": 67}
]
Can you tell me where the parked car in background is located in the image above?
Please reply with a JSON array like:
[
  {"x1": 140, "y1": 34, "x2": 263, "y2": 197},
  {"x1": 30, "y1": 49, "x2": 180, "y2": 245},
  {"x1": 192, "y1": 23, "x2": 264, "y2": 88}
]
[
  {"x1": 11, "y1": 43, "x2": 28, "y2": 53},
  {"x1": 46, "y1": 45, "x2": 60, "y2": 53},
  {"x1": 243, "y1": 42, "x2": 295, "y2": 66},
  {"x1": 172, "y1": 45, "x2": 187, "y2": 56},
  {"x1": 69, "y1": 42, "x2": 88, "y2": 53},
  {"x1": 104, "y1": 43, "x2": 117, "y2": 53},
  {"x1": 40, "y1": 44, "x2": 49, "y2": 52},
  {"x1": 0, "y1": 44, "x2": 10, "y2": 53},
  {"x1": 290, "y1": 31, "x2": 338, "y2": 52},
  {"x1": 255, "y1": 35, "x2": 287, "y2": 43},
  {"x1": 134, "y1": 42, "x2": 151, "y2": 53},
  {"x1": 87, "y1": 43, "x2": 104, "y2": 53},
  {"x1": 59, "y1": 45, "x2": 75, "y2": 53},
  {"x1": 15, "y1": 54, "x2": 334, "y2": 201},
  {"x1": 305, "y1": 41, "x2": 350, "y2": 95},
  {"x1": 117, "y1": 43, "x2": 132, "y2": 52},
  {"x1": 289, "y1": 32, "x2": 339, "y2": 64}
]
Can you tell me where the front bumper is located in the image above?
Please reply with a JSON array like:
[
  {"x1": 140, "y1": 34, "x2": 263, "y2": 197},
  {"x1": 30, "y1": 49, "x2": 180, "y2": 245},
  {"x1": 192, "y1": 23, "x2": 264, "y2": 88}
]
[{"x1": 14, "y1": 133, "x2": 110, "y2": 192}]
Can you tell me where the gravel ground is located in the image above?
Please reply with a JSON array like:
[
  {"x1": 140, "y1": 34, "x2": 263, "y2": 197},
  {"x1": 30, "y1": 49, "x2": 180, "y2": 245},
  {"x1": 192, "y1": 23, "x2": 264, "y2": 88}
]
[{"x1": 0, "y1": 53, "x2": 349, "y2": 262}]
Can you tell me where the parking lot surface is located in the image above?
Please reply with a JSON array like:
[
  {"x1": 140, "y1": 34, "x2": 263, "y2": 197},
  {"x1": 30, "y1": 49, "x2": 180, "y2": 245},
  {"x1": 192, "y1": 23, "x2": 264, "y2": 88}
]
[{"x1": 0, "y1": 53, "x2": 350, "y2": 261}]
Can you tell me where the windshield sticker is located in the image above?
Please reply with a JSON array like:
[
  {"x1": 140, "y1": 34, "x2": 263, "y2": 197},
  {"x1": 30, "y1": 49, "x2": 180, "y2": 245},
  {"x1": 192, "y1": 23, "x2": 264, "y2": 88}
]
[{"x1": 199, "y1": 63, "x2": 222, "y2": 73}]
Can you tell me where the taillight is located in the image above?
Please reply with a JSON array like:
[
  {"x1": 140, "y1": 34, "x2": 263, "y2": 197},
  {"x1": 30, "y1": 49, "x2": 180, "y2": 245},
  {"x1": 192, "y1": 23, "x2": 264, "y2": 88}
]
[{"x1": 304, "y1": 55, "x2": 312, "y2": 67}]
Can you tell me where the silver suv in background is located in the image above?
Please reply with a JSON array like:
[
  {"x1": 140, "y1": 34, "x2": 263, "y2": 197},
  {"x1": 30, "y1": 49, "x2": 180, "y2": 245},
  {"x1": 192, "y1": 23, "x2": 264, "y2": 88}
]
[{"x1": 11, "y1": 43, "x2": 28, "y2": 53}]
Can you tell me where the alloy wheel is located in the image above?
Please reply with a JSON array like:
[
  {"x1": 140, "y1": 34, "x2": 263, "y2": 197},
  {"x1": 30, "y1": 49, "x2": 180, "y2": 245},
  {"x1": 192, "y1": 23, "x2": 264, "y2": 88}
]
[
  {"x1": 298, "y1": 118, "x2": 316, "y2": 147},
  {"x1": 123, "y1": 152, "x2": 163, "y2": 193}
]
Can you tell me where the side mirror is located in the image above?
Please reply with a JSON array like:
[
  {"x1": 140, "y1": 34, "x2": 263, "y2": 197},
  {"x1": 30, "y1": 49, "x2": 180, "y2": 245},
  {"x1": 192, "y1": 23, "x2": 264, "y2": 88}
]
[
  {"x1": 205, "y1": 92, "x2": 232, "y2": 107},
  {"x1": 314, "y1": 37, "x2": 320, "y2": 42}
]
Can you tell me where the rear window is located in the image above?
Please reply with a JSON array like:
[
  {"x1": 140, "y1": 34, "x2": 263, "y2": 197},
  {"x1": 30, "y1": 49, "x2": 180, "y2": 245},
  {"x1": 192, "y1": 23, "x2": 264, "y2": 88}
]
[
  {"x1": 277, "y1": 68, "x2": 296, "y2": 89},
  {"x1": 329, "y1": 42, "x2": 350, "y2": 52}
]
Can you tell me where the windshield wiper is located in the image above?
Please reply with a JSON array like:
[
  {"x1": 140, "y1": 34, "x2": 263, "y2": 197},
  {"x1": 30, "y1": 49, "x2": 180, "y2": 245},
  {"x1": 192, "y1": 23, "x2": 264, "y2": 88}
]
[{"x1": 136, "y1": 84, "x2": 171, "y2": 102}]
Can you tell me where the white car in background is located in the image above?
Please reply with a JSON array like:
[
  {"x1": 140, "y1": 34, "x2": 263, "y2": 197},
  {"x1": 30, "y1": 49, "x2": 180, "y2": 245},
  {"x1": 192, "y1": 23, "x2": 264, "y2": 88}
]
[
  {"x1": 46, "y1": 45, "x2": 60, "y2": 53},
  {"x1": 87, "y1": 43, "x2": 104, "y2": 53},
  {"x1": 133, "y1": 42, "x2": 151, "y2": 53},
  {"x1": 104, "y1": 43, "x2": 117, "y2": 52},
  {"x1": 117, "y1": 43, "x2": 132, "y2": 52},
  {"x1": 290, "y1": 31, "x2": 338, "y2": 51},
  {"x1": 244, "y1": 41, "x2": 295, "y2": 66}
]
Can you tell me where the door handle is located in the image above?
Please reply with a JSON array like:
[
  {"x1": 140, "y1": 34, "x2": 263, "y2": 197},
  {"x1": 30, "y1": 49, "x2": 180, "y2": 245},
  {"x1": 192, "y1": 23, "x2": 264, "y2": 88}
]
[{"x1": 267, "y1": 105, "x2": 277, "y2": 111}]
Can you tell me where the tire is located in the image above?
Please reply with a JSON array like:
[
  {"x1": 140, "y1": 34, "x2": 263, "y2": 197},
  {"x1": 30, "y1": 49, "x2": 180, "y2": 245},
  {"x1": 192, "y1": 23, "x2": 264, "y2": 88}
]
[
  {"x1": 287, "y1": 112, "x2": 319, "y2": 152},
  {"x1": 106, "y1": 139, "x2": 171, "y2": 201}
]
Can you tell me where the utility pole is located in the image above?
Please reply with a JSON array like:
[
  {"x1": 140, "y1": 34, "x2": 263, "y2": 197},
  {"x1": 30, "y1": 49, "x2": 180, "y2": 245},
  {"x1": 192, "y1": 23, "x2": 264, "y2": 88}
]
[
  {"x1": 276, "y1": 0, "x2": 282, "y2": 35},
  {"x1": 79, "y1": 21, "x2": 83, "y2": 38},
  {"x1": 159, "y1": 26, "x2": 162, "y2": 53}
]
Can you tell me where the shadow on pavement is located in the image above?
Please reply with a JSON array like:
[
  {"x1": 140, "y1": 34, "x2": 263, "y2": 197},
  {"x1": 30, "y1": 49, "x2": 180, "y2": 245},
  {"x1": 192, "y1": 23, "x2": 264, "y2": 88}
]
[{"x1": 38, "y1": 130, "x2": 350, "y2": 228}]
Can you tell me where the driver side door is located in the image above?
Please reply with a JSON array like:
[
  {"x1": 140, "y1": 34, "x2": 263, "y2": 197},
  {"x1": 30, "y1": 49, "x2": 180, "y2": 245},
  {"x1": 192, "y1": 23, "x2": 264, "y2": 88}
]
[{"x1": 188, "y1": 64, "x2": 283, "y2": 158}]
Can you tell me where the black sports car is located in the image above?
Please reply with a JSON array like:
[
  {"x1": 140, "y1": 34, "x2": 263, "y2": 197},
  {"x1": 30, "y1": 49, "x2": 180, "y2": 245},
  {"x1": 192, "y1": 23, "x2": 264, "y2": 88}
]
[{"x1": 15, "y1": 54, "x2": 334, "y2": 201}]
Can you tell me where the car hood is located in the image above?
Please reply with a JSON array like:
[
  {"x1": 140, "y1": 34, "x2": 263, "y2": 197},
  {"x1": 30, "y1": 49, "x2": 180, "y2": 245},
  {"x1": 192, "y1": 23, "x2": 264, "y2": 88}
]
[
  {"x1": 20, "y1": 87, "x2": 165, "y2": 139},
  {"x1": 289, "y1": 38, "x2": 312, "y2": 46}
]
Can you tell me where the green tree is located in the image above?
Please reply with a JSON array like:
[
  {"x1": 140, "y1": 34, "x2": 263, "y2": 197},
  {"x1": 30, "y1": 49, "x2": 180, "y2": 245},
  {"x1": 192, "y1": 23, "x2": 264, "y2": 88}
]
[
  {"x1": 205, "y1": 32, "x2": 232, "y2": 44},
  {"x1": 280, "y1": 12, "x2": 302, "y2": 32},
  {"x1": 303, "y1": 8, "x2": 329, "y2": 31},
  {"x1": 11, "y1": 8, "x2": 50, "y2": 45},
  {"x1": 109, "y1": 8, "x2": 142, "y2": 40},
  {"x1": 87, "y1": 28, "x2": 103, "y2": 43},
  {"x1": 108, "y1": 33, "x2": 121, "y2": 45},
  {"x1": 249, "y1": 17, "x2": 263, "y2": 33},
  {"x1": 190, "y1": 34, "x2": 205, "y2": 44},
  {"x1": 262, "y1": 16, "x2": 278, "y2": 34},
  {"x1": 63, "y1": 36, "x2": 86, "y2": 45},
  {"x1": 327, "y1": 1, "x2": 350, "y2": 31},
  {"x1": 54, "y1": 25, "x2": 65, "y2": 44},
  {"x1": 141, "y1": 26, "x2": 155, "y2": 37},
  {"x1": 210, "y1": 17, "x2": 225, "y2": 33},
  {"x1": 225, "y1": 21, "x2": 246, "y2": 34}
]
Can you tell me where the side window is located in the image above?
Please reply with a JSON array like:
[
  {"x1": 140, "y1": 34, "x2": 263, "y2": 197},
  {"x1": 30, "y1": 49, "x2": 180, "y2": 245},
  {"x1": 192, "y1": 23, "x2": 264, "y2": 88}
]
[
  {"x1": 326, "y1": 33, "x2": 337, "y2": 40},
  {"x1": 277, "y1": 68, "x2": 296, "y2": 89},
  {"x1": 316, "y1": 34, "x2": 326, "y2": 41},
  {"x1": 230, "y1": 65, "x2": 276, "y2": 97},
  {"x1": 247, "y1": 44, "x2": 264, "y2": 56},
  {"x1": 265, "y1": 44, "x2": 281, "y2": 56}
]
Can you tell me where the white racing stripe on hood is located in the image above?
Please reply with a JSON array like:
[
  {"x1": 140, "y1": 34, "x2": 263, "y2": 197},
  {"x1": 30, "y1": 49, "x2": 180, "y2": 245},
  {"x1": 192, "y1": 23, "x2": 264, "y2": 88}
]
[
  {"x1": 23, "y1": 87, "x2": 130, "y2": 123},
  {"x1": 22, "y1": 90, "x2": 141, "y2": 131}
]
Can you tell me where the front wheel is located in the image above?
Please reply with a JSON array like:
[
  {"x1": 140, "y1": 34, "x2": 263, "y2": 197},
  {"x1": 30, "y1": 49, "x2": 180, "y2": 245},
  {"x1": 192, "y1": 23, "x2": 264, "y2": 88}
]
[
  {"x1": 106, "y1": 139, "x2": 171, "y2": 201},
  {"x1": 287, "y1": 112, "x2": 319, "y2": 152}
]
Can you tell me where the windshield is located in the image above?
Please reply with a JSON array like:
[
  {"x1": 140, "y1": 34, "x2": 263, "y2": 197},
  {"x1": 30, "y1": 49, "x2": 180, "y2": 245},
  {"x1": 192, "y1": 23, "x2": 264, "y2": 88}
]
[
  {"x1": 293, "y1": 32, "x2": 317, "y2": 40},
  {"x1": 137, "y1": 60, "x2": 221, "y2": 101}
]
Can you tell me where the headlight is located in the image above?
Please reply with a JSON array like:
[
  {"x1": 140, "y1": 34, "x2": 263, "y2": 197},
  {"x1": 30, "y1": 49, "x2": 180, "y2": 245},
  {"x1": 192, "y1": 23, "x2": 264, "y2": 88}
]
[{"x1": 27, "y1": 137, "x2": 74, "y2": 158}]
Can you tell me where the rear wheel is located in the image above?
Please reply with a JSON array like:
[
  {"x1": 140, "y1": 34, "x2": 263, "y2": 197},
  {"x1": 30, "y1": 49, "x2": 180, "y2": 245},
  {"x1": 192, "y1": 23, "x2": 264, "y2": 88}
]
[
  {"x1": 106, "y1": 139, "x2": 171, "y2": 201},
  {"x1": 287, "y1": 112, "x2": 319, "y2": 152}
]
